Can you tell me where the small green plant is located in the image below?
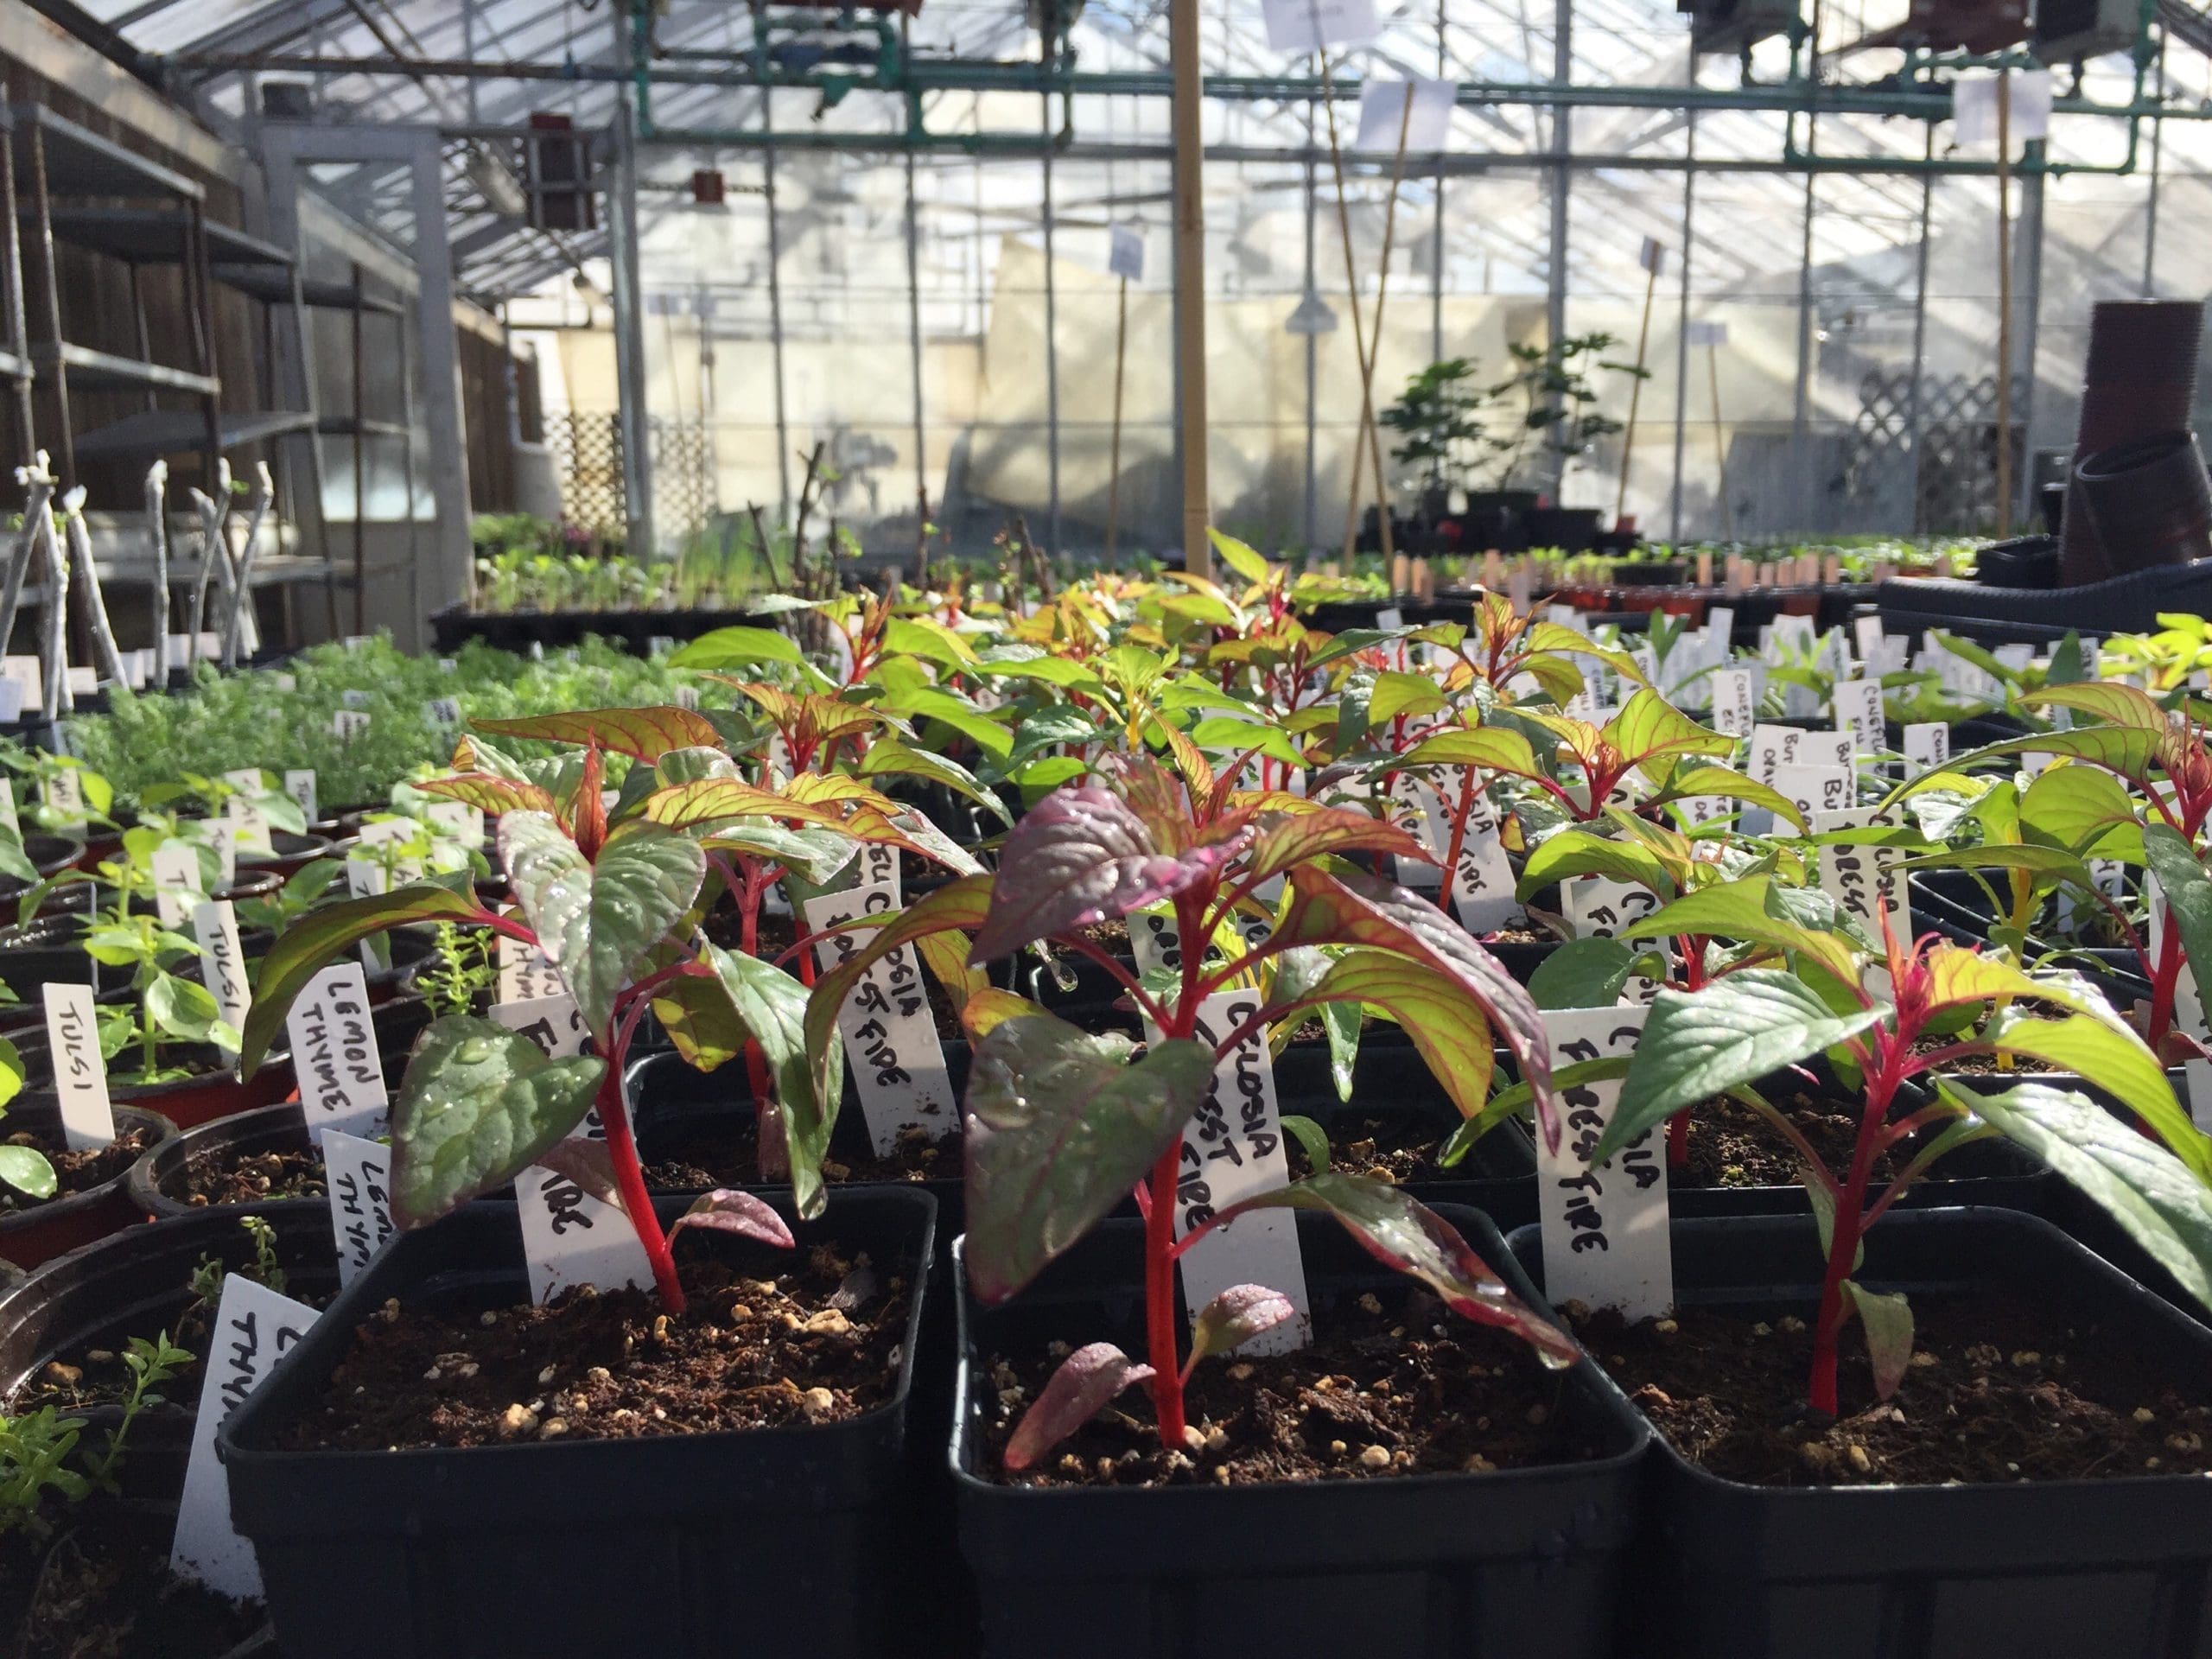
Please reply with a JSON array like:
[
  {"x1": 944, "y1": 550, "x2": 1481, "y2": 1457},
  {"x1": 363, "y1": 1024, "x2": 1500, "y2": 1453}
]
[
  {"x1": 417, "y1": 920, "x2": 494, "y2": 1017},
  {"x1": 1381, "y1": 359, "x2": 1490, "y2": 504},
  {"x1": 186, "y1": 1215, "x2": 288, "y2": 1321},
  {"x1": 0, "y1": 1332, "x2": 190, "y2": 1535}
]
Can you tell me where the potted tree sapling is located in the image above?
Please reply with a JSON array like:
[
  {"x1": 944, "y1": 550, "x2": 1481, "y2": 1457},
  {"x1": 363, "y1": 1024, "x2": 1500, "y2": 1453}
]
[
  {"x1": 803, "y1": 755, "x2": 1650, "y2": 1656},
  {"x1": 211, "y1": 705, "x2": 936, "y2": 1659},
  {"x1": 1512, "y1": 874, "x2": 2212, "y2": 1658}
]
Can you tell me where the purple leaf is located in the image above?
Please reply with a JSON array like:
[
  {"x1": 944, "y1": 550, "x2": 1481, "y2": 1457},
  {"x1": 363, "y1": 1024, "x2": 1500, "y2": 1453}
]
[
  {"x1": 969, "y1": 784, "x2": 1246, "y2": 963},
  {"x1": 1195, "y1": 1173, "x2": 1581, "y2": 1370},
  {"x1": 533, "y1": 1138, "x2": 625, "y2": 1210},
  {"x1": 667, "y1": 1188, "x2": 797, "y2": 1249},
  {"x1": 1004, "y1": 1342, "x2": 1156, "y2": 1471},
  {"x1": 1187, "y1": 1284, "x2": 1298, "y2": 1369}
]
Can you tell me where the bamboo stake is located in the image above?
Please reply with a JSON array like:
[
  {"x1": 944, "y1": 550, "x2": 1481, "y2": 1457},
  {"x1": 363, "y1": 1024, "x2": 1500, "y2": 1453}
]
[
  {"x1": 1994, "y1": 71, "x2": 2014, "y2": 540},
  {"x1": 60, "y1": 489, "x2": 128, "y2": 690},
  {"x1": 1106, "y1": 272, "x2": 1128, "y2": 563},
  {"x1": 1335, "y1": 76, "x2": 1415, "y2": 563},
  {"x1": 40, "y1": 494, "x2": 68, "y2": 721},
  {"x1": 1316, "y1": 51, "x2": 1395, "y2": 567},
  {"x1": 146, "y1": 461, "x2": 170, "y2": 685},
  {"x1": 1708, "y1": 342, "x2": 1733, "y2": 542},
  {"x1": 1614, "y1": 251, "x2": 1662, "y2": 527},
  {"x1": 0, "y1": 455, "x2": 57, "y2": 675},
  {"x1": 186, "y1": 461, "x2": 233, "y2": 651}
]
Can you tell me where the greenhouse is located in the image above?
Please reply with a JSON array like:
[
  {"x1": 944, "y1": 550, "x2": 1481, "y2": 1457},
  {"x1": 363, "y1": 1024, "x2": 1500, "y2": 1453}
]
[{"x1": 1, "y1": 0, "x2": 2211, "y2": 1655}]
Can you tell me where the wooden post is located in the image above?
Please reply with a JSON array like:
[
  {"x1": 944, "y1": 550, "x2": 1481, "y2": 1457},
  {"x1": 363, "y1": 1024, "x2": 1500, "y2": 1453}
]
[
  {"x1": 1170, "y1": 0, "x2": 1210, "y2": 575},
  {"x1": 1316, "y1": 54, "x2": 1395, "y2": 568},
  {"x1": 1614, "y1": 253, "x2": 1662, "y2": 527},
  {"x1": 1994, "y1": 70, "x2": 2014, "y2": 540},
  {"x1": 1107, "y1": 273, "x2": 1128, "y2": 562},
  {"x1": 1339, "y1": 84, "x2": 1416, "y2": 563}
]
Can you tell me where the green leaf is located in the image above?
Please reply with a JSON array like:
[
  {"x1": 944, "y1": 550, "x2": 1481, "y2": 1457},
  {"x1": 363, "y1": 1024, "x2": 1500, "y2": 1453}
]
[
  {"x1": 963, "y1": 1011, "x2": 1216, "y2": 1304},
  {"x1": 1394, "y1": 726, "x2": 1544, "y2": 782},
  {"x1": 1242, "y1": 805, "x2": 1427, "y2": 889},
  {"x1": 146, "y1": 973, "x2": 219, "y2": 1043},
  {"x1": 1517, "y1": 830, "x2": 1671, "y2": 901},
  {"x1": 388, "y1": 1014, "x2": 608, "y2": 1228},
  {"x1": 1597, "y1": 972, "x2": 1885, "y2": 1163},
  {"x1": 1659, "y1": 765, "x2": 1810, "y2": 834},
  {"x1": 1604, "y1": 688, "x2": 1732, "y2": 771},
  {"x1": 1279, "y1": 1113, "x2": 1332, "y2": 1173},
  {"x1": 2026, "y1": 681, "x2": 2171, "y2": 732},
  {"x1": 0, "y1": 1142, "x2": 54, "y2": 1198},
  {"x1": 1842, "y1": 1281, "x2": 1915, "y2": 1401},
  {"x1": 1290, "y1": 950, "x2": 1497, "y2": 1121},
  {"x1": 1978, "y1": 1005, "x2": 2212, "y2": 1183},
  {"x1": 2145, "y1": 822, "x2": 2212, "y2": 1039},
  {"x1": 655, "y1": 746, "x2": 738, "y2": 787},
  {"x1": 1618, "y1": 875, "x2": 1863, "y2": 988},
  {"x1": 2020, "y1": 765, "x2": 2144, "y2": 862},
  {"x1": 471, "y1": 706, "x2": 725, "y2": 763},
  {"x1": 698, "y1": 823, "x2": 861, "y2": 887},
  {"x1": 859, "y1": 738, "x2": 1012, "y2": 825},
  {"x1": 1370, "y1": 670, "x2": 1448, "y2": 726},
  {"x1": 241, "y1": 883, "x2": 486, "y2": 1074},
  {"x1": 883, "y1": 615, "x2": 978, "y2": 668},
  {"x1": 1936, "y1": 1077, "x2": 2212, "y2": 1315},
  {"x1": 1208, "y1": 527, "x2": 1272, "y2": 588},
  {"x1": 1195, "y1": 1173, "x2": 1579, "y2": 1367},
  {"x1": 666, "y1": 626, "x2": 804, "y2": 669},
  {"x1": 499, "y1": 813, "x2": 707, "y2": 1035},
  {"x1": 1529, "y1": 936, "x2": 1637, "y2": 1009},
  {"x1": 804, "y1": 875, "x2": 993, "y2": 1112}
]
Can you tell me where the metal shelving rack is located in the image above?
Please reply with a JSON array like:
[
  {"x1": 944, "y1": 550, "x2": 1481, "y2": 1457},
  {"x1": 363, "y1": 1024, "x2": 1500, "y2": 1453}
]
[{"x1": 315, "y1": 261, "x2": 417, "y2": 637}]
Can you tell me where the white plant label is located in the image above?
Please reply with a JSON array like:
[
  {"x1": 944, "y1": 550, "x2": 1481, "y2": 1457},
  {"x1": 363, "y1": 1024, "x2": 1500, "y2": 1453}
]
[
  {"x1": 332, "y1": 709, "x2": 370, "y2": 743},
  {"x1": 425, "y1": 800, "x2": 484, "y2": 849},
  {"x1": 1709, "y1": 668, "x2": 1755, "y2": 738},
  {"x1": 423, "y1": 696, "x2": 462, "y2": 730},
  {"x1": 1387, "y1": 770, "x2": 1447, "y2": 888},
  {"x1": 1537, "y1": 1003, "x2": 1669, "y2": 1318},
  {"x1": 41, "y1": 982, "x2": 115, "y2": 1150},
  {"x1": 493, "y1": 995, "x2": 652, "y2": 1303},
  {"x1": 1260, "y1": 0, "x2": 1379, "y2": 51},
  {"x1": 357, "y1": 816, "x2": 423, "y2": 880},
  {"x1": 151, "y1": 840, "x2": 205, "y2": 927},
  {"x1": 286, "y1": 963, "x2": 388, "y2": 1143},
  {"x1": 1902, "y1": 722, "x2": 1949, "y2": 776},
  {"x1": 2187, "y1": 1058, "x2": 2212, "y2": 1133},
  {"x1": 283, "y1": 769, "x2": 317, "y2": 822},
  {"x1": 0, "y1": 779, "x2": 19, "y2": 842},
  {"x1": 41, "y1": 766, "x2": 85, "y2": 830},
  {"x1": 1108, "y1": 223, "x2": 1146, "y2": 282},
  {"x1": 170, "y1": 1274, "x2": 320, "y2": 1599},
  {"x1": 1562, "y1": 874, "x2": 1660, "y2": 941},
  {"x1": 1448, "y1": 790, "x2": 1521, "y2": 932},
  {"x1": 0, "y1": 654, "x2": 39, "y2": 712},
  {"x1": 1173, "y1": 990, "x2": 1311, "y2": 1353},
  {"x1": 804, "y1": 885, "x2": 957, "y2": 1154},
  {"x1": 0, "y1": 677, "x2": 21, "y2": 721},
  {"x1": 206, "y1": 821, "x2": 238, "y2": 887},
  {"x1": 191, "y1": 900, "x2": 251, "y2": 1049},
  {"x1": 498, "y1": 934, "x2": 567, "y2": 1002},
  {"x1": 1814, "y1": 808, "x2": 1911, "y2": 944},
  {"x1": 1353, "y1": 76, "x2": 1455, "y2": 152},
  {"x1": 322, "y1": 1128, "x2": 394, "y2": 1287},
  {"x1": 1834, "y1": 678, "x2": 1884, "y2": 763},
  {"x1": 223, "y1": 793, "x2": 273, "y2": 856},
  {"x1": 1772, "y1": 763, "x2": 1853, "y2": 822}
]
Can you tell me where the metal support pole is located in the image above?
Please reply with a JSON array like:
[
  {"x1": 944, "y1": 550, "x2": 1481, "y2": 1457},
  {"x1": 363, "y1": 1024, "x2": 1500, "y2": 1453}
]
[
  {"x1": 1170, "y1": 0, "x2": 1210, "y2": 572},
  {"x1": 2015, "y1": 135, "x2": 2046, "y2": 528},
  {"x1": 2145, "y1": 35, "x2": 2165, "y2": 296},
  {"x1": 1789, "y1": 125, "x2": 1818, "y2": 533},
  {"x1": 1545, "y1": 0, "x2": 1572, "y2": 496},
  {"x1": 1669, "y1": 110, "x2": 1695, "y2": 545},
  {"x1": 1908, "y1": 126, "x2": 1934, "y2": 535},
  {"x1": 609, "y1": 98, "x2": 656, "y2": 560},
  {"x1": 764, "y1": 130, "x2": 791, "y2": 524},
  {"x1": 1303, "y1": 152, "x2": 1319, "y2": 553},
  {"x1": 1042, "y1": 130, "x2": 1063, "y2": 554},
  {"x1": 1432, "y1": 0, "x2": 1447, "y2": 366},
  {"x1": 904, "y1": 147, "x2": 926, "y2": 542},
  {"x1": 1995, "y1": 74, "x2": 2013, "y2": 538}
]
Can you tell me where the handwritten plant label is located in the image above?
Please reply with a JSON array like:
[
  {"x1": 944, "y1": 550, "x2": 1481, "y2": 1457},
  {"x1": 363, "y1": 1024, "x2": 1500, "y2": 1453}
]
[
  {"x1": 204, "y1": 821, "x2": 238, "y2": 887},
  {"x1": 220, "y1": 768, "x2": 276, "y2": 855},
  {"x1": 0, "y1": 778, "x2": 18, "y2": 842},
  {"x1": 423, "y1": 696, "x2": 462, "y2": 731},
  {"x1": 1387, "y1": 770, "x2": 1447, "y2": 888},
  {"x1": 1834, "y1": 678, "x2": 1884, "y2": 763},
  {"x1": 2150, "y1": 879, "x2": 2209, "y2": 1043},
  {"x1": 1536, "y1": 1003, "x2": 1670, "y2": 1319},
  {"x1": 1748, "y1": 726, "x2": 1851, "y2": 790},
  {"x1": 1814, "y1": 808, "x2": 1910, "y2": 946},
  {"x1": 322, "y1": 1128, "x2": 394, "y2": 1287},
  {"x1": 1902, "y1": 722, "x2": 1949, "y2": 776},
  {"x1": 170, "y1": 1274, "x2": 320, "y2": 1598},
  {"x1": 283, "y1": 769, "x2": 316, "y2": 822},
  {"x1": 1772, "y1": 763, "x2": 1853, "y2": 822},
  {"x1": 1173, "y1": 990, "x2": 1311, "y2": 1353},
  {"x1": 0, "y1": 653, "x2": 40, "y2": 713},
  {"x1": 332, "y1": 709, "x2": 370, "y2": 743},
  {"x1": 151, "y1": 840, "x2": 205, "y2": 927},
  {"x1": 190, "y1": 900, "x2": 251, "y2": 1050},
  {"x1": 1710, "y1": 667, "x2": 1755, "y2": 739},
  {"x1": 41, "y1": 766, "x2": 86, "y2": 831},
  {"x1": 1562, "y1": 874, "x2": 1660, "y2": 940},
  {"x1": 804, "y1": 885, "x2": 956, "y2": 1153},
  {"x1": 1449, "y1": 790, "x2": 1521, "y2": 932},
  {"x1": 2187, "y1": 1058, "x2": 2212, "y2": 1133},
  {"x1": 425, "y1": 800, "x2": 485, "y2": 850},
  {"x1": 498, "y1": 934, "x2": 566, "y2": 1002},
  {"x1": 41, "y1": 983, "x2": 115, "y2": 1149},
  {"x1": 492, "y1": 995, "x2": 651, "y2": 1303},
  {"x1": 285, "y1": 963, "x2": 388, "y2": 1143}
]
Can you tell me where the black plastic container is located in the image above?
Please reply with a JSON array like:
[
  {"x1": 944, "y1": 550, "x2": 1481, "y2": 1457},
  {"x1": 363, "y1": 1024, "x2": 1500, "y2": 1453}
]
[
  {"x1": 1509, "y1": 1207, "x2": 2212, "y2": 1659},
  {"x1": 1908, "y1": 869, "x2": 2151, "y2": 1007},
  {"x1": 0, "y1": 1101, "x2": 177, "y2": 1268},
  {"x1": 951, "y1": 1205, "x2": 1647, "y2": 1659},
  {"x1": 2077, "y1": 431, "x2": 2212, "y2": 575},
  {"x1": 126, "y1": 1103, "x2": 319, "y2": 1218},
  {"x1": 221, "y1": 1190, "x2": 937, "y2": 1659}
]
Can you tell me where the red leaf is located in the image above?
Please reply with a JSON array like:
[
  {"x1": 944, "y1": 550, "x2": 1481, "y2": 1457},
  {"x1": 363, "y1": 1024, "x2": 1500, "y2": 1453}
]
[
  {"x1": 668, "y1": 1188, "x2": 797, "y2": 1249},
  {"x1": 1004, "y1": 1342, "x2": 1156, "y2": 1471}
]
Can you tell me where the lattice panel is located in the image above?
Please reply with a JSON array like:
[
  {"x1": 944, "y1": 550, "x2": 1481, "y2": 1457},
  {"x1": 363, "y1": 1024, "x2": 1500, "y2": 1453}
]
[
  {"x1": 1850, "y1": 370, "x2": 2025, "y2": 535},
  {"x1": 652, "y1": 418, "x2": 719, "y2": 543},
  {"x1": 546, "y1": 411, "x2": 626, "y2": 537}
]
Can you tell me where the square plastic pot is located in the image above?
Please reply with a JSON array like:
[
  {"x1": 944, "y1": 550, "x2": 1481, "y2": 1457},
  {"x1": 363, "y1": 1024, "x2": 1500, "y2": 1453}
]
[
  {"x1": 950, "y1": 1205, "x2": 1649, "y2": 1659},
  {"x1": 219, "y1": 1189, "x2": 936, "y2": 1659},
  {"x1": 1507, "y1": 1206, "x2": 2212, "y2": 1659}
]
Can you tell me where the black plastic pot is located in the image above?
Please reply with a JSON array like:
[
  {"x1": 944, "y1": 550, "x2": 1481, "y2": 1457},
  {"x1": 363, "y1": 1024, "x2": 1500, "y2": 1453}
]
[
  {"x1": 221, "y1": 1191, "x2": 938, "y2": 1659},
  {"x1": 1908, "y1": 870, "x2": 2151, "y2": 1006},
  {"x1": 951, "y1": 1205, "x2": 1648, "y2": 1659},
  {"x1": 237, "y1": 830, "x2": 334, "y2": 875},
  {"x1": 13, "y1": 1033, "x2": 296, "y2": 1135},
  {"x1": 126, "y1": 1103, "x2": 319, "y2": 1218},
  {"x1": 0, "y1": 830, "x2": 85, "y2": 908},
  {"x1": 1509, "y1": 1206, "x2": 2212, "y2": 1659},
  {"x1": 0, "y1": 1101, "x2": 177, "y2": 1268},
  {"x1": 2076, "y1": 430, "x2": 2212, "y2": 575}
]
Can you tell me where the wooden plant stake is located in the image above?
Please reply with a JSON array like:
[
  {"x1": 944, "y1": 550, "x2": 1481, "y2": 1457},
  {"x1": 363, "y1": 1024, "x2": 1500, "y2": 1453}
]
[
  {"x1": 147, "y1": 461, "x2": 170, "y2": 684},
  {"x1": 1614, "y1": 240, "x2": 1664, "y2": 527},
  {"x1": 1316, "y1": 51, "x2": 1398, "y2": 566},
  {"x1": 1709, "y1": 341, "x2": 1733, "y2": 542},
  {"x1": 1107, "y1": 271, "x2": 1128, "y2": 563},
  {"x1": 1994, "y1": 70, "x2": 2014, "y2": 540}
]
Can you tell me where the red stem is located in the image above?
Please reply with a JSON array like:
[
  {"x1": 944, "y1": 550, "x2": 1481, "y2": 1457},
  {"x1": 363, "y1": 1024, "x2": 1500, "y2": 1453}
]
[
  {"x1": 1143, "y1": 1138, "x2": 1186, "y2": 1447},
  {"x1": 1667, "y1": 935, "x2": 1707, "y2": 1166},
  {"x1": 594, "y1": 1042, "x2": 685, "y2": 1315},
  {"x1": 1807, "y1": 1042, "x2": 1901, "y2": 1417}
]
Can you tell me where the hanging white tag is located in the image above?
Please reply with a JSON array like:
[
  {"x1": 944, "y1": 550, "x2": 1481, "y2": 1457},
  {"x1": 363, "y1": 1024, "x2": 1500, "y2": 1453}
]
[
  {"x1": 190, "y1": 900, "x2": 251, "y2": 1050},
  {"x1": 1353, "y1": 77, "x2": 1456, "y2": 152},
  {"x1": 286, "y1": 963, "x2": 388, "y2": 1144},
  {"x1": 151, "y1": 840, "x2": 206, "y2": 928},
  {"x1": 1901, "y1": 722, "x2": 1950, "y2": 776},
  {"x1": 170, "y1": 1274, "x2": 321, "y2": 1599},
  {"x1": 283, "y1": 770, "x2": 316, "y2": 822},
  {"x1": 1955, "y1": 69, "x2": 2052, "y2": 150},
  {"x1": 1174, "y1": 989, "x2": 1312, "y2": 1352},
  {"x1": 1109, "y1": 223, "x2": 1146, "y2": 282},
  {"x1": 1537, "y1": 1004, "x2": 1669, "y2": 1317},
  {"x1": 804, "y1": 885, "x2": 957, "y2": 1154},
  {"x1": 1262, "y1": 0, "x2": 1379, "y2": 55},
  {"x1": 1449, "y1": 791, "x2": 1521, "y2": 932},
  {"x1": 322, "y1": 1128, "x2": 395, "y2": 1287},
  {"x1": 41, "y1": 982, "x2": 115, "y2": 1150},
  {"x1": 1834, "y1": 678, "x2": 1884, "y2": 763}
]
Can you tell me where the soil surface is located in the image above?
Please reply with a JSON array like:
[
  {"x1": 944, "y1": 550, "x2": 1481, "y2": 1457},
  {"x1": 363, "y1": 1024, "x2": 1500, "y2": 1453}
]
[
  {"x1": 0, "y1": 1510, "x2": 264, "y2": 1659},
  {"x1": 1912, "y1": 1042, "x2": 2056, "y2": 1077},
  {"x1": 10, "y1": 1263, "x2": 308, "y2": 1414},
  {"x1": 1675, "y1": 1089, "x2": 1907, "y2": 1191},
  {"x1": 177, "y1": 1146, "x2": 326, "y2": 1205},
  {"x1": 983, "y1": 1283, "x2": 1609, "y2": 1488},
  {"x1": 641, "y1": 1117, "x2": 958, "y2": 1190},
  {"x1": 1573, "y1": 1292, "x2": 2212, "y2": 1487},
  {"x1": 282, "y1": 1238, "x2": 908, "y2": 1450},
  {"x1": 1284, "y1": 1113, "x2": 1456, "y2": 1185},
  {"x1": 0, "y1": 1127, "x2": 149, "y2": 1215}
]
